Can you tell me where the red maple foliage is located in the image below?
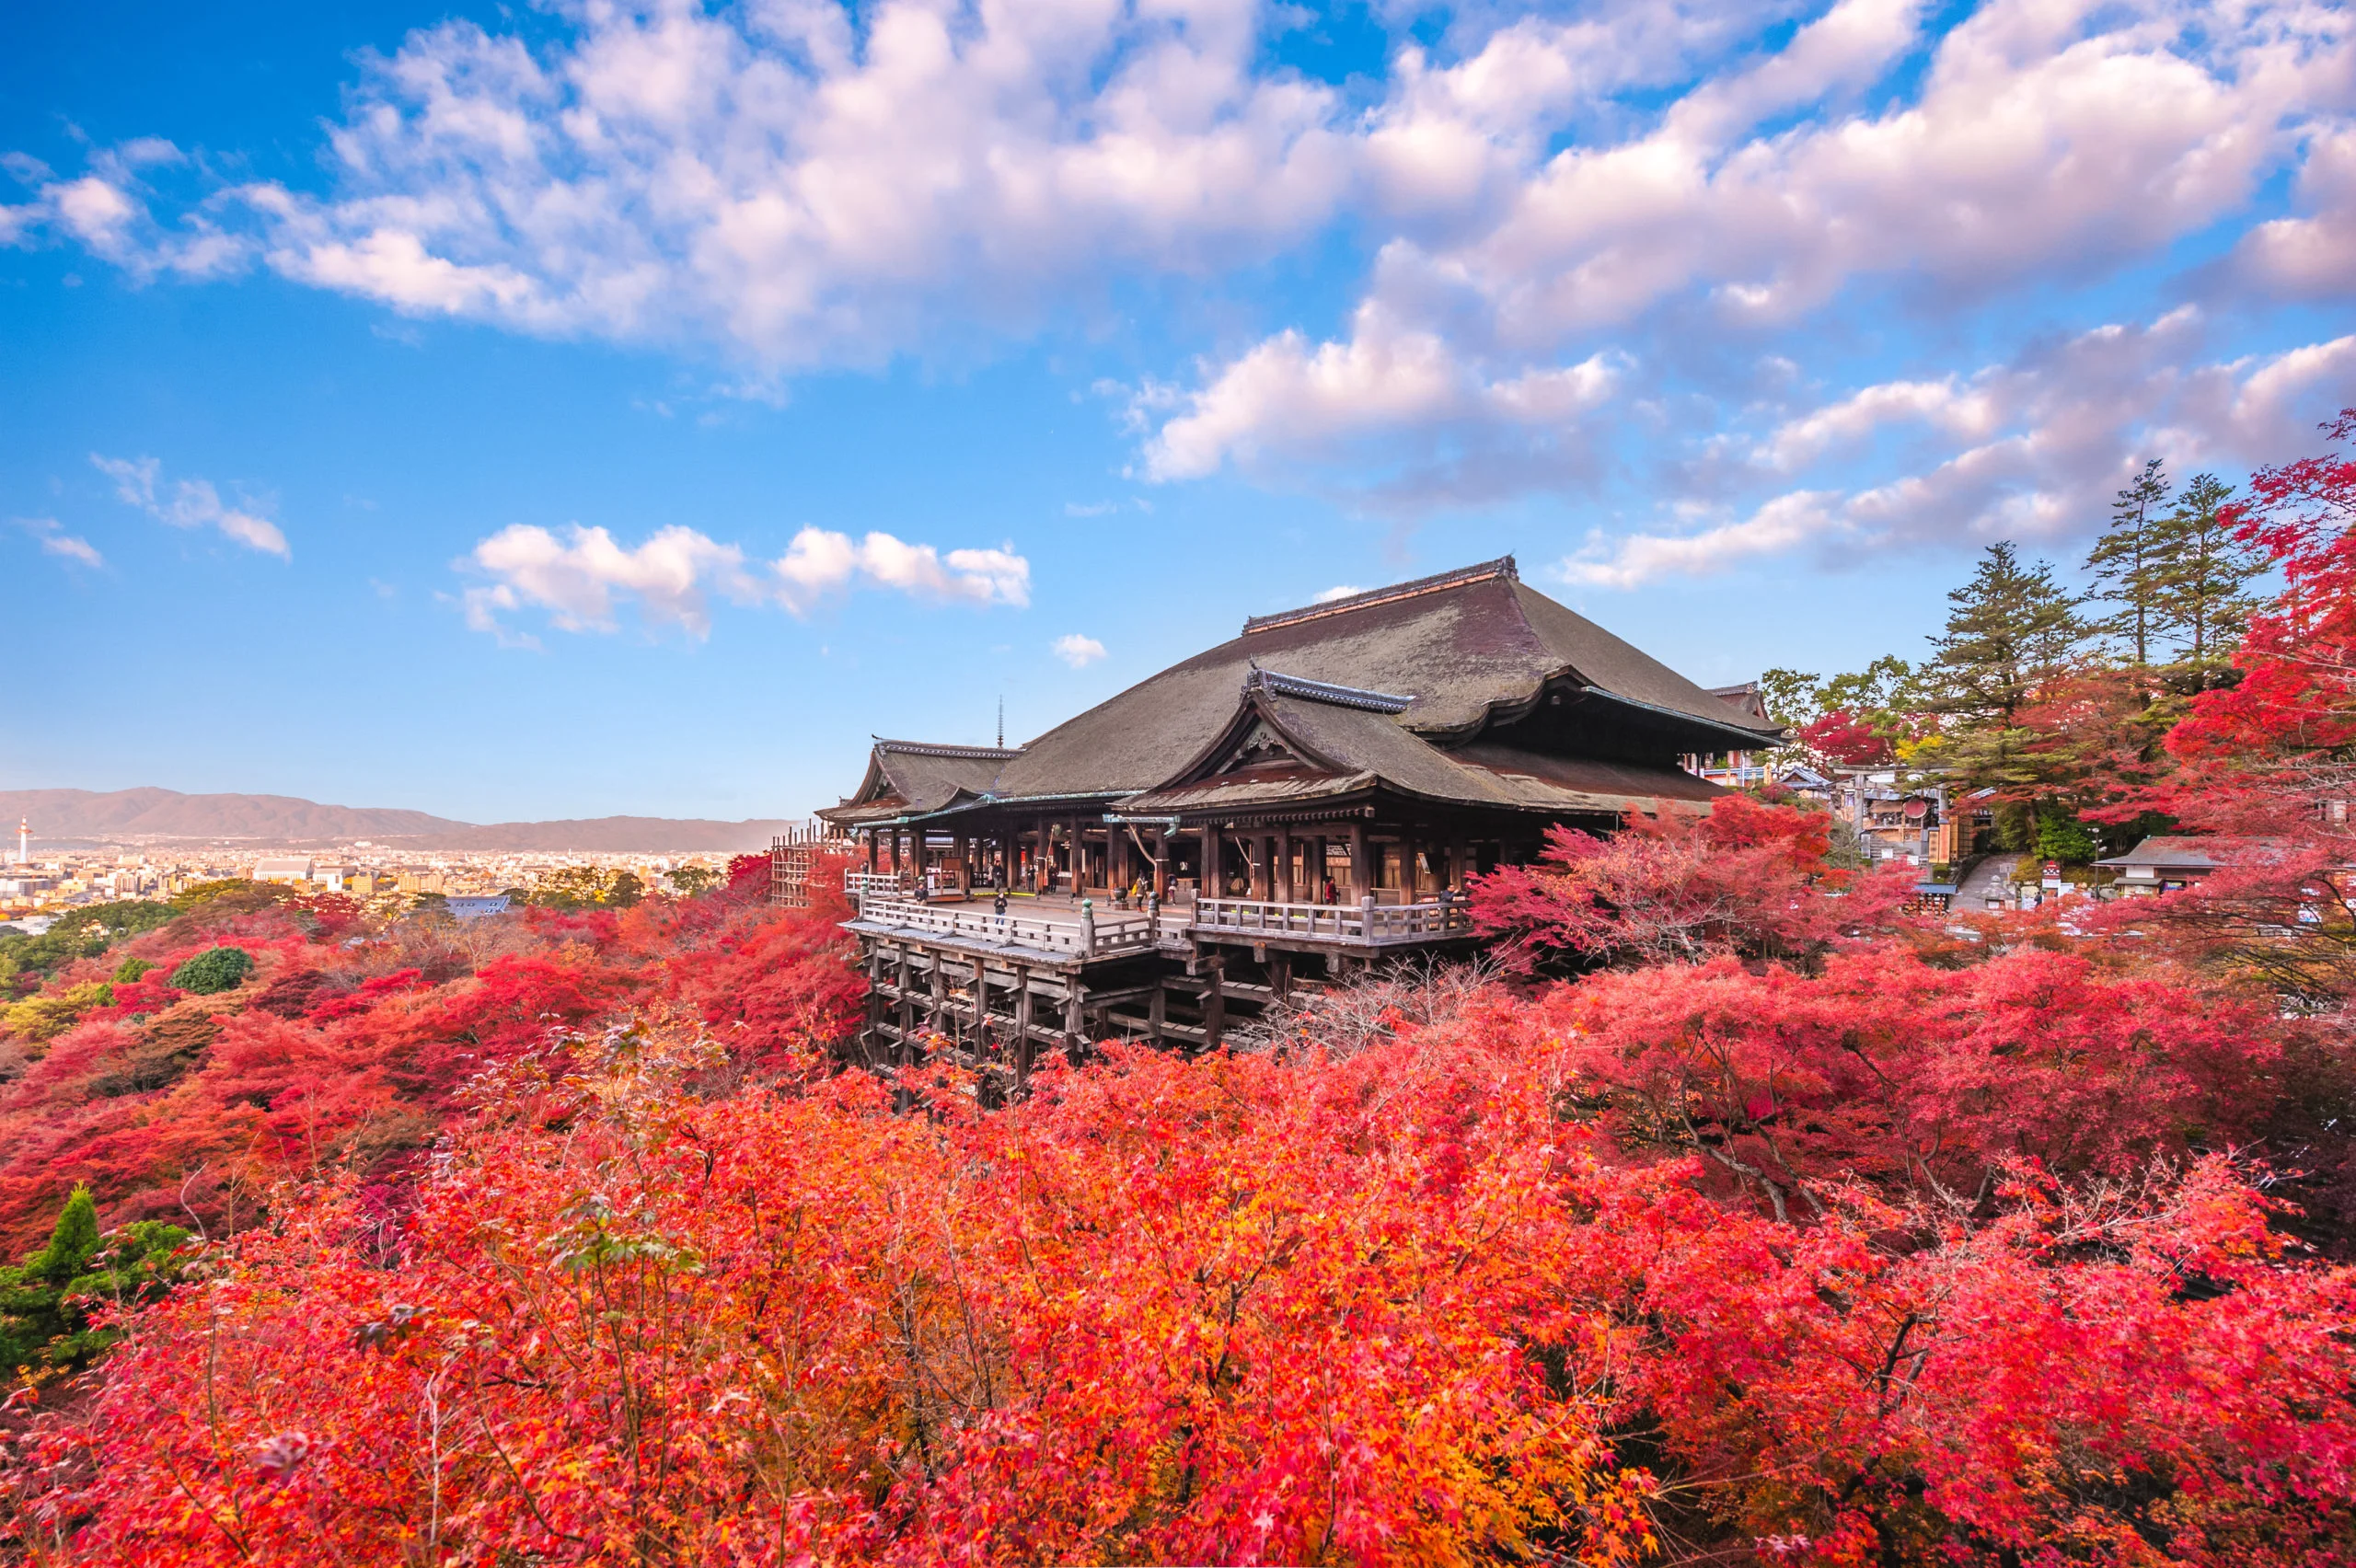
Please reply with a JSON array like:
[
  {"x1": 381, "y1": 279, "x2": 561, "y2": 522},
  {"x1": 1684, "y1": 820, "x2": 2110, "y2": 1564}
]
[
  {"x1": 6, "y1": 1014, "x2": 2347, "y2": 1565},
  {"x1": 1797, "y1": 708, "x2": 1893, "y2": 767},
  {"x1": 1470, "y1": 795, "x2": 1918, "y2": 973}
]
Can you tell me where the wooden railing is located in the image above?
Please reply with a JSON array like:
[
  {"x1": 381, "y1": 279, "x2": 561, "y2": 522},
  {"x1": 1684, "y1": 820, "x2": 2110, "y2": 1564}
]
[
  {"x1": 1191, "y1": 894, "x2": 1472, "y2": 944},
  {"x1": 851, "y1": 884, "x2": 1472, "y2": 957},
  {"x1": 854, "y1": 896, "x2": 1157, "y2": 959},
  {"x1": 843, "y1": 870, "x2": 913, "y2": 899}
]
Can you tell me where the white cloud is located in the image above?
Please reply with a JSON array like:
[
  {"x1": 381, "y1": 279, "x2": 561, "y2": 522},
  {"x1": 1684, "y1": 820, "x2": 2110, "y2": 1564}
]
[
  {"x1": 1135, "y1": 0, "x2": 2356, "y2": 506},
  {"x1": 17, "y1": 517, "x2": 104, "y2": 569},
  {"x1": 1561, "y1": 315, "x2": 2356, "y2": 587},
  {"x1": 771, "y1": 526, "x2": 1030, "y2": 615},
  {"x1": 90, "y1": 454, "x2": 289, "y2": 556},
  {"x1": 105, "y1": 0, "x2": 1351, "y2": 366},
  {"x1": 1312, "y1": 583, "x2": 1368, "y2": 603},
  {"x1": 1142, "y1": 300, "x2": 1628, "y2": 501},
  {"x1": 463, "y1": 520, "x2": 1031, "y2": 639},
  {"x1": 468, "y1": 522, "x2": 756, "y2": 635},
  {"x1": 1052, "y1": 633, "x2": 1107, "y2": 668}
]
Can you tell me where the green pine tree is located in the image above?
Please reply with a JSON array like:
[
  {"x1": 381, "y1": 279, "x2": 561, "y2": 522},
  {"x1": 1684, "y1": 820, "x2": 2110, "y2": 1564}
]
[
  {"x1": 0, "y1": 1185, "x2": 188, "y2": 1376},
  {"x1": 2147, "y1": 471, "x2": 2265, "y2": 689},
  {"x1": 1924, "y1": 542, "x2": 2085, "y2": 729},
  {"x1": 2084, "y1": 458, "x2": 2170, "y2": 667},
  {"x1": 29, "y1": 1184, "x2": 99, "y2": 1284},
  {"x1": 1921, "y1": 542, "x2": 2085, "y2": 799}
]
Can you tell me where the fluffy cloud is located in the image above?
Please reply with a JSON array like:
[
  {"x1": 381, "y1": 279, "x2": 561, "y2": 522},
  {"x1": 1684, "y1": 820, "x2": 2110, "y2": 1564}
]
[
  {"x1": 771, "y1": 526, "x2": 1030, "y2": 614},
  {"x1": 1136, "y1": 0, "x2": 2356, "y2": 508},
  {"x1": 1559, "y1": 313, "x2": 2356, "y2": 587},
  {"x1": 17, "y1": 517, "x2": 104, "y2": 569},
  {"x1": 91, "y1": 454, "x2": 289, "y2": 556},
  {"x1": 1051, "y1": 632, "x2": 1106, "y2": 668},
  {"x1": 115, "y1": 0, "x2": 1349, "y2": 366},
  {"x1": 16, "y1": 0, "x2": 2355, "y2": 578},
  {"x1": 463, "y1": 521, "x2": 1030, "y2": 640}
]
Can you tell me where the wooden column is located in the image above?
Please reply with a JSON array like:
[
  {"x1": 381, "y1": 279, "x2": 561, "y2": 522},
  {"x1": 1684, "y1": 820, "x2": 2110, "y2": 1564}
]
[
  {"x1": 1248, "y1": 835, "x2": 1267, "y2": 900},
  {"x1": 1068, "y1": 814, "x2": 1085, "y2": 891},
  {"x1": 1149, "y1": 979, "x2": 1167, "y2": 1045},
  {"x1": 1276, "y1": 826, "x2": 1293, "y2": 902},
  {"x1": 1403, "y1": 829, "x2": 1422, "y2": 899},
  {"x1": 1014, "y1": 969, "x2": 1035, "y2": 1087},
  {"x1": 1201, "y1": 824, "x2": 1219, "y2": 900},
  {"x1": 928, "y1": 957, "x2": 947, "y2": 1053},
  {"x1": 1152, "y1": 828, "x2": 1169, "y2": 898},
  {"x1": 895, "y1": 948, "x2": 915, "y2": 1064},
  {"x1": 1347, "y1": 821, "x2": 1369, "y2": 900},
  {"x1": 972, "y1": 957, "x2": 989, "y2": 1058},
  {"x1": 1110, "y1": 821, "x2": 1128, "y2": 894},
  {"x1": 1063, "y1": 983, "x2": 1084, "y2": 1060},
  {"x1": 1200, "y1": 950, "x2": 1225, "y2": 1051},
  {"x1": 866, "y1": 832, "x2": 879, "y2": 873},
  {"x1": 1311, "y1": 835, "x2": 1327, "y2": 900}
]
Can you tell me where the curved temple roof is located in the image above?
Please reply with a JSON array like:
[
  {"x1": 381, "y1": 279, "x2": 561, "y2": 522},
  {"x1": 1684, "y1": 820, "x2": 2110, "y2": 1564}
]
[{"x1": 821, "y1": 558, "x2": 1778, "y2": 824}]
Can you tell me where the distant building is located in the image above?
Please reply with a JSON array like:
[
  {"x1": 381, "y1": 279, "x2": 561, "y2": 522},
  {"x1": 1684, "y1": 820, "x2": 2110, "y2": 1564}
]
[
  {"x1": 253, "y1": 856, "x2": 315, "y2": 884},
  {"x1": 446, "y1": 894, "x2": 511, "y2": 920},
  {"x1": 1687, "y1": 681, "x2": 1780, "y2": 785},
  {"x1": 2096, "y1": 836, "x2": 2221, "y2": 894},
  {"x1": 313, "y1": 863, "x2": 359, "y2": 893}
]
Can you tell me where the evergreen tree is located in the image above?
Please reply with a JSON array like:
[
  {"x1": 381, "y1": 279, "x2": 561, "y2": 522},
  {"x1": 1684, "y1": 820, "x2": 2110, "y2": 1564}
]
[
  {"x1": 1923, "y1": 542, "x2": 2085, "y2": 729},
  {"x1": 2085, "y1": 458, "x2": 2170, "y2": 667},
  {"x1": 1920, "y1": 543, "x2": 2085, "y2": 807},
  {"x1": 2148, "y1": 471, "x2": 2265, "y2": 687}
]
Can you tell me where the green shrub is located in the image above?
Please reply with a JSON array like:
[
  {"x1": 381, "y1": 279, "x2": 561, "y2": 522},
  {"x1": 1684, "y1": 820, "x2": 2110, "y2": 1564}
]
[
  {"x1": 168, "y1": 946, "x2": 253, "y2": 995},
  {"x1": 112, "y1": 956, "x2": 154, "y2": 984},
  {"x1": 2033, "y1": 811, "x2": 2101, "y2": 866},
  {"x1": 0, "y1": 1184, "x2": 189, "y2": 1375}
]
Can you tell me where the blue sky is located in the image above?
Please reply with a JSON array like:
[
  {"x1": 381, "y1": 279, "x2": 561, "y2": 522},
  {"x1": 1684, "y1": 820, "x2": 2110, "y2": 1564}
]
[{"x1": 5, "y1": 0, "x2": 2351, "y2": 822}]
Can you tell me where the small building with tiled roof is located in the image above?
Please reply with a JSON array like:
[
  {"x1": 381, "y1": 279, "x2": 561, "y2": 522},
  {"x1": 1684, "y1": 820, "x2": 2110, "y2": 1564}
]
[{"x1": 2096, "y1": 836, "x2": 2223, "y2": 894}]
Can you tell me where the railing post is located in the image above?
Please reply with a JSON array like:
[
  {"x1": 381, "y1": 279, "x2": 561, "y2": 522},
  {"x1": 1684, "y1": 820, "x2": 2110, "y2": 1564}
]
[
  {"x1": 1080, "y1": 898, "x2": 1095, "y2": 954},
  {"x1": 1359, "y1": 894, "x2": 1376, "y2": 940}
]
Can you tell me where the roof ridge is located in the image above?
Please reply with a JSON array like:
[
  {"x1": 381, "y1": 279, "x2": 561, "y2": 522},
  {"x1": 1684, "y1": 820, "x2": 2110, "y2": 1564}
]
[
  {"x1": 1244, "y1": 667, "x2": 1415, "y2": 714},
  {"x1": 871, "y1": 738, "x2": 1023, "y2": 759},
  {"x1": 1242, "y1": 557, "x2": 1519, "y2": 635}
]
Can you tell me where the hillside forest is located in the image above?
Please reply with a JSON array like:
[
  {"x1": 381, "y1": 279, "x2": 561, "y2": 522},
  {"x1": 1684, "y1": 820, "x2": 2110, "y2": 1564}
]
[{"x1": 0, "y1": 416, "x2": 2352, "y2": 1565}]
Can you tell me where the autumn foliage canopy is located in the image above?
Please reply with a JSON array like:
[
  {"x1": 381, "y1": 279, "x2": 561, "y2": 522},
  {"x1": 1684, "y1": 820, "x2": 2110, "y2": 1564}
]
[{"x1": 4, "y1": 416, "x2": 2356, "y2": 1565}]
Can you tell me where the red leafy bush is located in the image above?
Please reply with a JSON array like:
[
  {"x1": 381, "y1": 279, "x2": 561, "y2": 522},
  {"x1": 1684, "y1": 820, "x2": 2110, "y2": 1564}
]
[{"x1": 1471, "y1": 796, "x2": 1917, "y2": 972}]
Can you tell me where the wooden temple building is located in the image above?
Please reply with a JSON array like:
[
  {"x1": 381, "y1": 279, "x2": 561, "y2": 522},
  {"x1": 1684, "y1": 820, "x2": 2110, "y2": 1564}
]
[{"x1": 813, "y1": 557, "x2": 1780, "y2": 1073}]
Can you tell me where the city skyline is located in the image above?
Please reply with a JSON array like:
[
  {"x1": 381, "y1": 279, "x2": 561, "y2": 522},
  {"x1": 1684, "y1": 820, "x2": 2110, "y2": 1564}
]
[{"x1": 6, "y1": 0, "x2": 2352, "y2": 823}]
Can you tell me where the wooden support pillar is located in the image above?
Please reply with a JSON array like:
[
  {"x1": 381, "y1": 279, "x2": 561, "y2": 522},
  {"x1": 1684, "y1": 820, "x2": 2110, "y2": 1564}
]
[
  {"x1": 1200, "y1": 949, "x2": 1226, "y2": 1052},
  {"x1": 1276, "y1": 826, "x2": 1293, "y2": 902},
  {"x1": 1063, "y1": 982, "x2": 1084, "y2": 1060},
  {"x1": 1311, "y1": 835, "x2": 1328, "y2": 900},
  {"x1": 1152, "y1": 827, "x2": 1169, "y2": 898},
  {"x1": 895, "y1": 949, "x2": 915, "y2": 1065},
  {"x1": 1271, "y1": 950, "x2": 1293, "y2": 998},
  {"x1": 929, "y1": 957, "x2": 947, "y2": 1053},
  {"x1": 1068, "y1": 814, "x2": 1086, "y2": 891},
  {"x1": 972, "y1": 957, "x2": 989, "y2": 1057},
  {"x1": 1347, "y1": 821, "x2": 1369, "y2": 900},
  {"x1": 1201, "y1": 823, "x2": 1219, "y2": 900},
  {"x1": 866, "y1": 832, "x2": 878, "y2": 873},
  {"x1": 1014, "y1": 969, "x2": 1035, "y2": 1087},
  {"x1": 1403, "y1": 829, "x2": 1422, "y2": 899},
  {"x1": 1149, "y1": 978, "x2": 1167, "y2": 1045}
]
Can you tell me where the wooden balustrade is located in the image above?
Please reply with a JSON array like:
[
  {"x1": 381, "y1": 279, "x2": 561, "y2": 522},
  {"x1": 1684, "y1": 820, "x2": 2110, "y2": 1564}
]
[{"x1": 856, "y1": 885, "x2": 1470, "y2": 958}]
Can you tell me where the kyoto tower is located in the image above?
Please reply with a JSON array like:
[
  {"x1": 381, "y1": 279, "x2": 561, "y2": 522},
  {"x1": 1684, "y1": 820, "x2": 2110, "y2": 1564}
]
[{"x1": 16, "y1": 818, "x2": 26, "y2": 865}]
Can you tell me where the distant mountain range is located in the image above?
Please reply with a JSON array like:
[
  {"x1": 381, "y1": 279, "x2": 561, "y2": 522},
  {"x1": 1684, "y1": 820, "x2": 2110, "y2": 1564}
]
[{"x1": 2, "y1": 789, "x2": 799, "y2": 853}]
